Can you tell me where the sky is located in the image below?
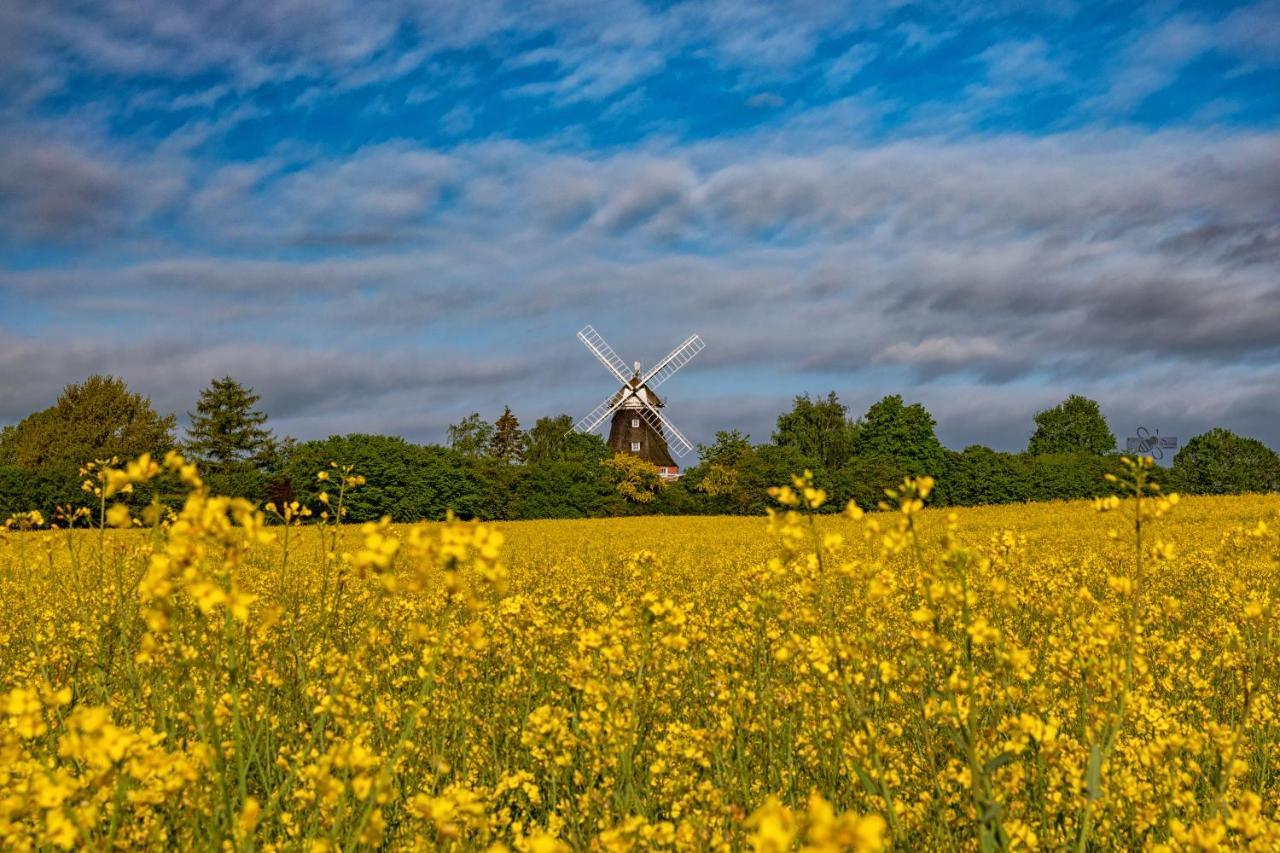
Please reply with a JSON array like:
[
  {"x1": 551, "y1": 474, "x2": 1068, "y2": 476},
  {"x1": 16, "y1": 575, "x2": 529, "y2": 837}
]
[{"x1": 1, "y1": 0, "x2": 1278, "y2": 455}]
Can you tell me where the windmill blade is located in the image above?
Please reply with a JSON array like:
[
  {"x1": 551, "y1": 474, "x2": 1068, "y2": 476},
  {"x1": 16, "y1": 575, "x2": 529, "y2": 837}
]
[
  {"x1": 578, "y1": 325, "x2": 631, "y2": 385},
  {"x1": 641, "y1": 334, "x2": 704, "y2": 390},
  {"x1": 637, "y1": 400, "x2": 694, "y2": 458},
  {"x1": 571, "y1": 386, "x2": 637, "y2": 435}
]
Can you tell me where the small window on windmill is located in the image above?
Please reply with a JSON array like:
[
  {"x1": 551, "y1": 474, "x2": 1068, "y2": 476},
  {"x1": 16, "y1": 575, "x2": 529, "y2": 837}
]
[
  {"x1": 630, "y1": 442, "x2": 641, "y2": 452},
  {"x1": 631, "y1": 418, "x2": 639, "y2": 428}
]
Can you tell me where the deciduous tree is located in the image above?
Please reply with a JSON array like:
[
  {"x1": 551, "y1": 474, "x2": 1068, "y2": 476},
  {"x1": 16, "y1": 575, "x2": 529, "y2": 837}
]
[
  {"x1": 0, "y1": 375, "x2": 176, "y2": 479},
  {"x1": 852, "y1": 394, "x2": 947, "y2": 476},
  {"x1": 772, "y1": 392, "x2": 859, "y2": 471},
  {"x1": 447, "y1": 413, "x2": 494, "y2": 459},
  {"x1": 1027, "y1": 395, "x2": 1115, "y2": 456},
  {"x1": 1171, "y1": 428, "x2": 1280, "y2": 494}
]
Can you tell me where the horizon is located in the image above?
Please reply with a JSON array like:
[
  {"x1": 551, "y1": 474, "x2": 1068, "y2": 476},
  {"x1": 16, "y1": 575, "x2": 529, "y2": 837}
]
[{"x1": 2, "y1": 1, "x2": 1278, "y2": 452}]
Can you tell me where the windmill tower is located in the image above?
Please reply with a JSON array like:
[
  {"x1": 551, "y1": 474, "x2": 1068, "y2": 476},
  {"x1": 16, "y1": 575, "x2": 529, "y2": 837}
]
[{"x1": 570, "y1": 326, "x2": 705, "y2": 479}]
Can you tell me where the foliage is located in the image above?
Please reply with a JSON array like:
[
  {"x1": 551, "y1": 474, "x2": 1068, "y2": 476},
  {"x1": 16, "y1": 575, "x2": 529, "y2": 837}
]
[
  {"x1": 1027, "y1": 394, "x2": 1116, "y2": 456},
  {"x1": 0, "y1": 375, "x2": 176, "y2": 479},
  {"x1": 0, "y1": 466, "x2": 76, "y2": 516},
  {"x1": 525, "y1": 415, "x2": 612, "y2": 467},
  {"x1": 772, "y1": 392, "x2": 859, "y2": 471},
  {"x1": 447, "y1": 413, "x2": 494, "y2": 459},
  {"x1": 828, "y1": 455, "x2": 907, "y2": 511},
  {"x1": 3, "y1": 453, "x2": 1280, "y2": 850},
  {"x1": 1171, "y1": 428, "x2": 1280, "y2": 495},
  {"x1": 465, "y1": 456, "x2": 525, "y2": 521},
  {"x1": 515, "y1": 461, "x2": 613, "y2": 519},
  {"x1": 1022, "y1": 452, "x2": 1125, "y2": 502},
  {"x1": 185, "y1": 376, "x2": 276, "y2": 474},
  {"x1": 686, "y1": 437, "x2": 813, "y2": 515},
  {"x1": 489, "y1": 405, "x2": 525, "y2": 464},
  {"x1": 939, "y1": 445, "x2": 1030, "y2": 506},
  {"x1": 286, "y1": 434, "x2": 473, "y2": 522},
  {"x1": 852, "y1": 395, "x2": 947, "y2": 477},
  {"x1": 601, "y1": 452, "x2": 661, "y2": 506}
]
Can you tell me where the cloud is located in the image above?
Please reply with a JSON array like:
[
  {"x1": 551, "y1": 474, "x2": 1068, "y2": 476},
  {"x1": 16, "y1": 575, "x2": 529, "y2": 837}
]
[
  {"x1": 823, "y1": 43, "x2": 877, "y2": 89},
  {"x1": 1088, "y1": 3, "x2": 1280, "y2": 116},
  {"x1": 746, "y1": 92, "x2": 784, "y2": 109},
  {"x1": 5, "y1": 3, "x2": 1280, "y2": 450}
]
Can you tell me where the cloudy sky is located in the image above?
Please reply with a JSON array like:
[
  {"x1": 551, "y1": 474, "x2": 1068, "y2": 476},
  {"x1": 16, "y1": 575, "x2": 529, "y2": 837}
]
[{"x1": 2, "y1": 1, "x2": 1278, "y2": 453}]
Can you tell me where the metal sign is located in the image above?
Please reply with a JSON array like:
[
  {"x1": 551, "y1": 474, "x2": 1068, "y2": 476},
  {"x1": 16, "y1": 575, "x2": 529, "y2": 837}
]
[{"x1": 1125, "y1": 426, "x2": 1177, "y2": 460}]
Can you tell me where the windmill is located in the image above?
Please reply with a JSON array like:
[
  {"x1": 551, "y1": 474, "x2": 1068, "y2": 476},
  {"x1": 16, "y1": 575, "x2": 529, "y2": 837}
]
[{"x1": 570, "y1": 325, "x2": 705, "y2": 479}]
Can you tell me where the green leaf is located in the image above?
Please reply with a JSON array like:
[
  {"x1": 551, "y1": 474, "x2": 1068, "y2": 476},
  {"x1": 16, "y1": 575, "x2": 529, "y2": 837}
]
[{"x1": 983, "y1": 751, "x2": 1017, "y2": 775}]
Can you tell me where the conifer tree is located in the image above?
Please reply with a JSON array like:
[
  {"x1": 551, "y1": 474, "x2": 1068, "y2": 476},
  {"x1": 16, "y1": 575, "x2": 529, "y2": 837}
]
[
  {"x1": 489, "y1": 405, "x2": 525, "y2": 463},
  {"x1": 185, "y1": 377, "x2": 275, "y2": 474}
]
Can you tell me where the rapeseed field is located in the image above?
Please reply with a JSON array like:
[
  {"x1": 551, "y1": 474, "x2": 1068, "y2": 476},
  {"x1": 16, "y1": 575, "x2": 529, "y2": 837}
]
[{"x1": 1, "y1": 453, "x2": 1278, "y2": 850}]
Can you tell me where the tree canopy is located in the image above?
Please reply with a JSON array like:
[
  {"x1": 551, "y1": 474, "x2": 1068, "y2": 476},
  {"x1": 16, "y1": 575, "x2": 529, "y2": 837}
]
[
  {"x1": 1027, "y1": 394, "x2": 1115, "y2": 456},
  {"x1": 489, "y1": 406, "x2": 525, "y2": 463},
  {"x1": 1171, "y1": 429, "x2": 1280, "y2": 495},
  {"x1": 447, "y1": 413, "x2": 494, "y2": 459},
  {"x1": 185, "y1": 376, "x2": 275, "y2": 474},
  {"x1": 772, "y1": 392, "x2": 859, "y2": 471},
  {"x1": 0, "y1": 375, "x2": 176, "y2": 479},
  {"x1": 852, "y1": 395, "x2": 947, "y2": 477}
]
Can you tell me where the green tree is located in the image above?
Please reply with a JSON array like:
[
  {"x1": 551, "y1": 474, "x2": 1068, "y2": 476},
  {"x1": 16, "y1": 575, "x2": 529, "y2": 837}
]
[
  {"x1": 285, "y1": 434, "x2": 474, "y2": 522},
  {"x1": 0, "y1": 466, "x2": 76, "y2": 516},
  {"x1": 515, "y1": 461, "x2": 612, "y2": 519},
  {"x1": 940, "y1": 445, "x2": 1029, "y2": 506},
  {"x1": 1022, "y1": 452, "x2": 1124, "y2": 502},
  {"x1": 0, "y1": 375, "x2": 176, "y2": 480},
  {"x1": 685, "y1": 438, "x2": 812, "y2": 516},
  {"x1": 689, "y1": 431, "x2": 753, "y2": 510},
  {"x1": 447, "y1": 413, "x2": 494, "y2": 459},
  {"x1": 852, "y1": 394, "x2": 947, "y2": 476},
  {"x1": 1170, "y1": 429, "x2": 1280, "y2": 495},
  {"x1": 489, "y1": 405, "x2": 525, "y2": 463},
  {"x1": 1027, "y1": 394, "x2": 1115, "y2": 456},
  {"x1": 772, "y1": 392, "x2": 859, "y2": 471},
  {"x1": 828, "y1": 455, "x2": 906, "y2": 512},
  {"x1": 525, "y1": 415, "x2": 572, "y2": 464},
  {"x1": 185, "y1": 377, "x2": 276, "y2": 474}
]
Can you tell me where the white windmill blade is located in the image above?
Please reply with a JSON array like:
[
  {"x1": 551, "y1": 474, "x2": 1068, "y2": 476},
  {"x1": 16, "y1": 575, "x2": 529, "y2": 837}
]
[
  {"x1": 641, "y1": 333, "x2": 705, "y2": 390},
  {"x1": 637, "y1": 400, "x2": 694, "y2": 457},
  {"x1": 577, "y1": 325, "x2": 631, "y2": 385},
  {"x1": 571, "y1": 387, "x2": 637, "y2": 435}
]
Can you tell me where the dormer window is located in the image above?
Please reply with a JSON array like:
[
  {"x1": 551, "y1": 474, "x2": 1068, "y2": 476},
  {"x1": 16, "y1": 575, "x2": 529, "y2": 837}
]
[
  {"x1": 631, "y1": 418, "x2": 639, "y2": 428},
  {"x1": 630, "y1": 442, "x2": 641, "y2": 452}
]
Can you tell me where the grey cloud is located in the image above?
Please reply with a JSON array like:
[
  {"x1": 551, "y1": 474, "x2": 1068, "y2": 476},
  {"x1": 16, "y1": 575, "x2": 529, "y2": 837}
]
[
  {"x1": 6, "y1": 116, "x2": 1280, "y2": 450},
  {"x1": 0, "y1": 331, "x2": 542, "y2": 440}
]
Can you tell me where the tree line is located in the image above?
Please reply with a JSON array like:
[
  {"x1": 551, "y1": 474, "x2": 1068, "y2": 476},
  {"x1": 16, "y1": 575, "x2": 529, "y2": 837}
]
[{"x1": 2, "y1": 375, "x2": 1278, "y2": 522}]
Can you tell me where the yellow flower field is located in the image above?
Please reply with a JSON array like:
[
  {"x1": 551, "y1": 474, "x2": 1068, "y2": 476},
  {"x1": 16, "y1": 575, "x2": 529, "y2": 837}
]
[{"x1": 1, "y1": 455, "x2": 1278, "y2": 850}]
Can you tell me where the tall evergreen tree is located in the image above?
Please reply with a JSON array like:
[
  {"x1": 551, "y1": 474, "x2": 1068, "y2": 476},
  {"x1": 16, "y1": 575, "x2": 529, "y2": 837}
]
[
  {"x1": 489, "y1": 406, "x2": 525, "y2": 463},
  {"x1": 1027, "y1": 394, "x2": 1115, "y2": 455},
  {"x1": 185, "y1": 377, "x2": 275, "y2": 474}
]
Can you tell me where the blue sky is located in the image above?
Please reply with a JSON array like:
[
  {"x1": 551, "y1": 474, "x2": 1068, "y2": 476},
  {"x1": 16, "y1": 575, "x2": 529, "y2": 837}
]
[{"x1": 1, "y1": 0, "x2": 1278, "y2": 453}]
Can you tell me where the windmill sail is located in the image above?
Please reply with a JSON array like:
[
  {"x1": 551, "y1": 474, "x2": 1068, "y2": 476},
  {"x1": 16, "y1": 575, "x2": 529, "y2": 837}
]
[
  {"x1": 577, "y1": 325, "x2": 631, "y2": 385},
  {"x1": 636, "y1": 400, "x2": 694, "y2": 457},
  {"x1": 570, "y1": 325, "x2": 702, "y2": 472},
  {"x1": 642, "y1": 334, "x2": 705, "y2": 391}
]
